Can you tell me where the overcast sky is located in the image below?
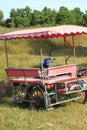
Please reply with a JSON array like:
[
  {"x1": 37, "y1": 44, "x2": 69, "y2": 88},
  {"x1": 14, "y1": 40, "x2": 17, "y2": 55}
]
[{"x1": 0, "y1": 0, "x2": 87, "y2": 19}]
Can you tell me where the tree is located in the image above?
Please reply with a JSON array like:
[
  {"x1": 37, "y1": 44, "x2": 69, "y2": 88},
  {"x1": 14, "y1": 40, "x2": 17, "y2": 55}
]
[
  {"x1": 31, "y1": 10, "x2": 43, "y2": 26},
  {"x1": 23, "y1": 6, "x2": 32, "y2": 26},
  {"x1": 42, "y1": 7, "x2": 57, "y2": 26},
  {"x1": 83, "y1": 11, "x2": 87, "y2": 26},
  {"x1": 56, "y1": 6, "x2": 74, "y2": 25},
  {"x1": 0, "y1": 10, "x2": 4, "y2": 26},
  {"x1": 5, "y1": 18, "x2": 11, "y2": 28},
  {"x1": 9, "y1": 8, "x2": 17, "y2": 27},
  {"x1": 4, "y1": 6, "x2": 86, "y2": 28},
  {"x1": 71, "y1": 7, "x2": 84, "y2": 25},
  {"x1": 8, "y1": 6, "x2": 32, "y2": 28}
]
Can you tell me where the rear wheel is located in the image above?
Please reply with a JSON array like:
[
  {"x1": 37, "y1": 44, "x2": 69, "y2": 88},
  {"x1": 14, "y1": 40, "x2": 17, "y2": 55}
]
[{"x1": 26, "y1": 85, "x2": 45, "y2": 109}]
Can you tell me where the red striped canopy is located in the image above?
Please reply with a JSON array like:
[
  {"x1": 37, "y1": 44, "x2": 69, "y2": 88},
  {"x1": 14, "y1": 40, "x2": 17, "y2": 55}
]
[{"x1": 0, "y1": 25, "x2": 87, "y2": 40}]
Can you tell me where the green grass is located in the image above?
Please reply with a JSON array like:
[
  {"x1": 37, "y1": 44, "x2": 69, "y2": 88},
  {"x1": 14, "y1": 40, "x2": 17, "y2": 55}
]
[
  {"x1": 0, "y1": 27, "x2": 87, "y2": 130},
  {"x1": 0, "y1": 96, "x2": 87, "y2": 130}
]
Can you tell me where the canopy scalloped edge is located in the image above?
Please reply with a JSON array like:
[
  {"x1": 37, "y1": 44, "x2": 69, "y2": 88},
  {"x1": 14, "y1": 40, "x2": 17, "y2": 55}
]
[{"x1": 0, "y1": 25, "x2": 87, "y2": 40}]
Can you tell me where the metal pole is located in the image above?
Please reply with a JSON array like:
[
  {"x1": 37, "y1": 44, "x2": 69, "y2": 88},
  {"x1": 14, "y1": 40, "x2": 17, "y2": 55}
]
[
  {"x1": 72, "y1": 36, "x2": 76, "y2": 63},
  {"x1": 40, "y1": 48, "x2": 43, "y2": 71},
  {"x1": 64, "y1": 37, "x2": 67, "y2": 64},
  {"x1": 5, "y1": 40, "x2": 9, "y2": 68}
]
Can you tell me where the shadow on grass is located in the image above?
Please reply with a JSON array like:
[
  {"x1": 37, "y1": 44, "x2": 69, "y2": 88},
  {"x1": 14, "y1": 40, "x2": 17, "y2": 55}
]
[
  {"x1": 0, "y1": 89, "x2": 69, "y2": 111},
  {"x1": 0, "y1": 92, "x2": 84, "y2": 112},
  {"x1": 27, "y1": 39, "x2": 87, "y2": 57}
]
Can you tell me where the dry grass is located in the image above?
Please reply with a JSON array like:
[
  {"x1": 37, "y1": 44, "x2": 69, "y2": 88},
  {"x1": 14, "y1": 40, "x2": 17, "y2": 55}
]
[{"x1": 0, "y1": 96, "x2": 87, "y2": 130}]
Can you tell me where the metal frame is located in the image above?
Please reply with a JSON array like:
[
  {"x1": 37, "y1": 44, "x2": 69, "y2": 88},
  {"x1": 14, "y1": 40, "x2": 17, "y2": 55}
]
[{"x1": 63, "y1": 36, "x2": 76, "y2": 64}]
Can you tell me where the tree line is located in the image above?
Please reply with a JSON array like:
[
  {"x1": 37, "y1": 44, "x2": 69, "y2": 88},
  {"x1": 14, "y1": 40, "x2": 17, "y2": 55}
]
[{"x1": 0, "y1": 6, "x2": 87, "y2": 28}]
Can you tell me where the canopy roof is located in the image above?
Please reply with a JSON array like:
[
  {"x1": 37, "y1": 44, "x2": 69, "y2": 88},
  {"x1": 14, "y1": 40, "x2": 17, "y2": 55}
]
[{"x1": 0, "y1": 25, "x2": 87, "y2": 40}]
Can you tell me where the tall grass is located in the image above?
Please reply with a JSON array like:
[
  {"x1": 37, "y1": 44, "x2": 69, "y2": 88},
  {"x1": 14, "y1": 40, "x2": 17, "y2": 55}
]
[{"x1": 0, "y1": 97, "x2": 87, "y2": 130}]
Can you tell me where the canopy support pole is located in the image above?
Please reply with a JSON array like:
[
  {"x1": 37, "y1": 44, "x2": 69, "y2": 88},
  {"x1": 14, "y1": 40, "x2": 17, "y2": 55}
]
[
  {"x1": 5, "y1": 40, "x2": 9, "y2": 68},
  {"x1": 72, "y1": 36, "x2": 76, "y2": 64},
  {"x1": 64, "y1": 36, "x2": 76, "y2": 64},
  {"x1": 64, "y1": 37, "x2": 67, "y2": 64},
  {"x1": 40, "y1": 48, "x2": 43, "y2": 70}
]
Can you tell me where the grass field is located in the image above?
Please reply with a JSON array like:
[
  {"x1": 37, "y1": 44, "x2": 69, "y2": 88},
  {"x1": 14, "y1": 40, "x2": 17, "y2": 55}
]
[
  {"x1": 0, "y1": 27, "x2": 87, "y2": 130},
  {"x1": 0, "y1": 95, "x2": 87, "y2": 130}
]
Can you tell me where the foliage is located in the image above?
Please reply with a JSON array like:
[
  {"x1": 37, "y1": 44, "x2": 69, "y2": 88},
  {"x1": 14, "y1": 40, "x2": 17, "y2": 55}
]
[
  {"x1": 71, "y1": 7, "x2": 84, "y2": 25},
  {"x1": 0, "y1": 10, "x2": 4, "y2": 26},
  {"x1": 0, "y1": 6, "x2": 87, "y2": 28},
  {"x1": 42, "y1": 7, "x2": 57, "y2": 26},
  {"x1": 31, "y1": 10, "x2": 43, "y2": 26},
  {"x1": 56, "y1": 6, "x2": 74, "y2": 25},
  {"x1": 83, "y1": 11, "x2": 87, "y2": 26},
  {"x1": 8, "y1": 6, "x2": 32, "y2": 28}
]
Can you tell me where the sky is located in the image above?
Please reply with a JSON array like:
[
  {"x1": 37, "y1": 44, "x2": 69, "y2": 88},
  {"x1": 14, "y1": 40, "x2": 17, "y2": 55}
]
[{"x1": 0, "y1": 0, "x2": 87, "y2": 20}]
